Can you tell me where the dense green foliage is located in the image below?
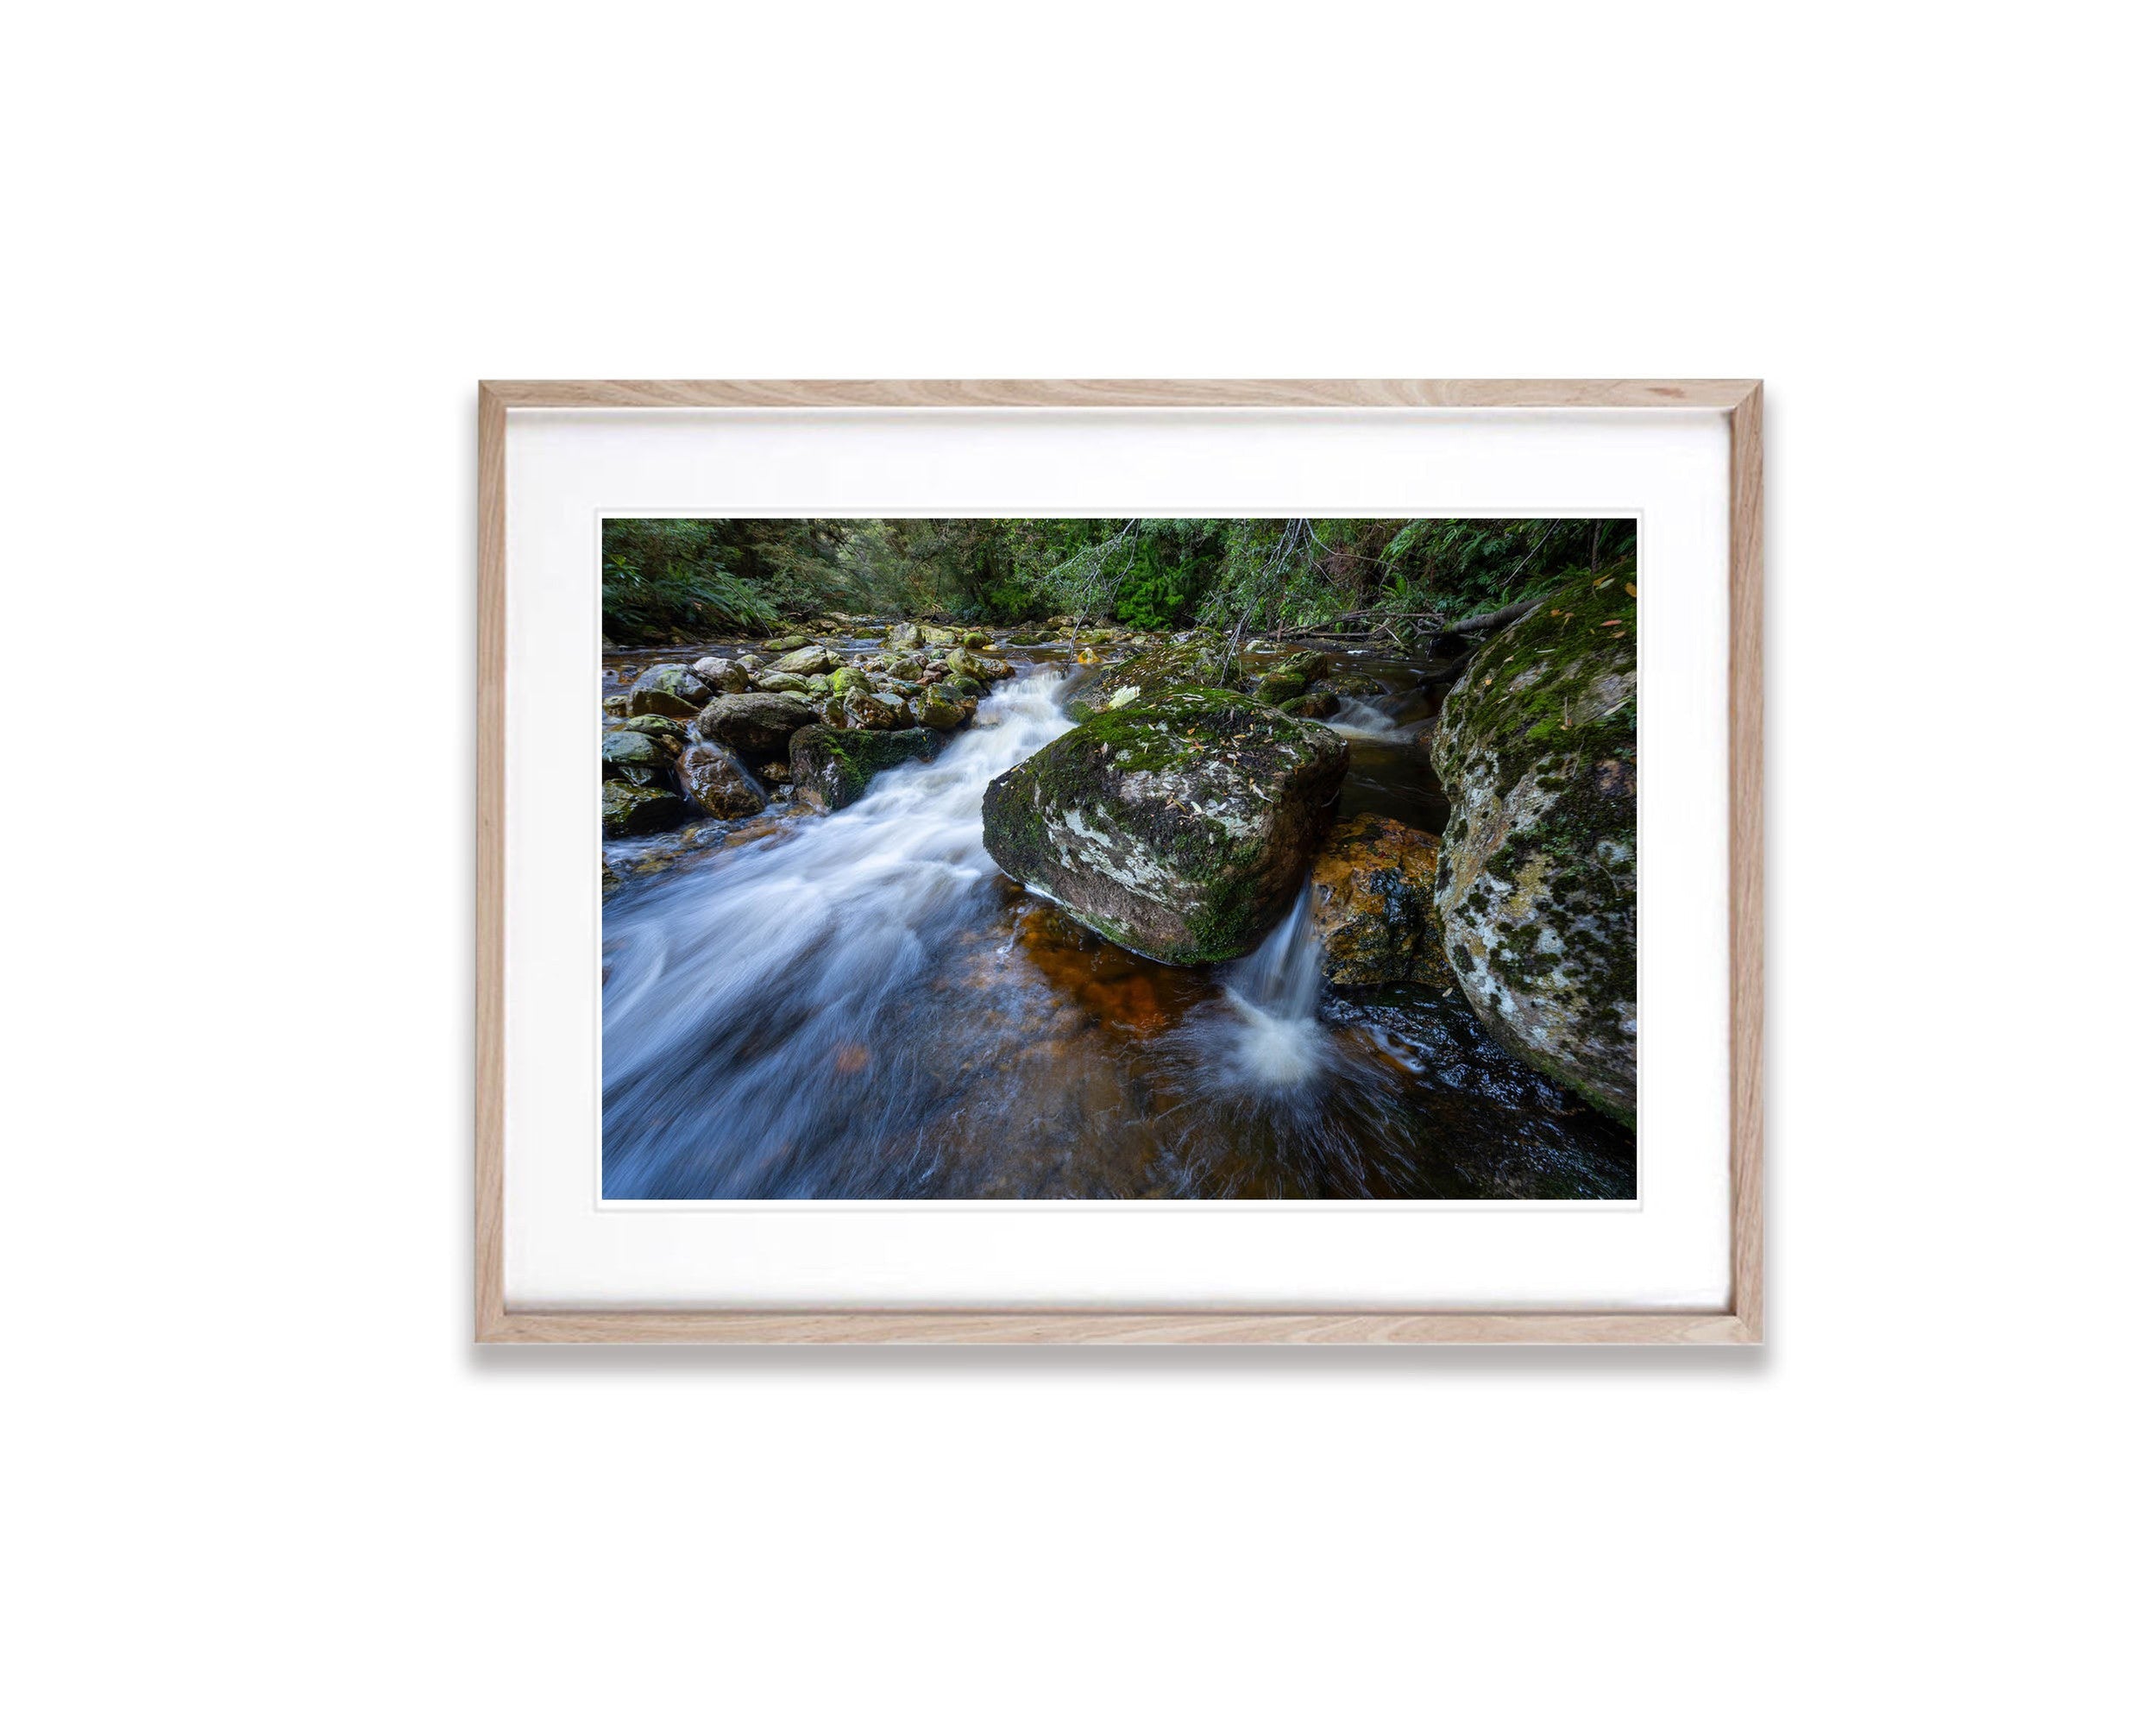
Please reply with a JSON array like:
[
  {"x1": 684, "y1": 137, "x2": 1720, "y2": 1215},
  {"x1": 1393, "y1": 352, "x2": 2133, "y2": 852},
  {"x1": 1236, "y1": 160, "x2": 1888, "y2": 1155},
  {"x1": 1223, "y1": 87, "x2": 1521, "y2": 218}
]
[{"x1": 602, "y1": 515, "x2": 1637, "y2": 645}]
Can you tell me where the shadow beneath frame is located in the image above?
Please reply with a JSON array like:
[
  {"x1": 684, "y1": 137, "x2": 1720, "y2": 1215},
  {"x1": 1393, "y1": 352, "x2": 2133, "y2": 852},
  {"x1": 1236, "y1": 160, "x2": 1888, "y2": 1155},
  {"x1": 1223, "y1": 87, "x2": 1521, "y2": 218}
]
[{"x1": 463, "y1": 1340, "x2": 1771, "y2": 1381}]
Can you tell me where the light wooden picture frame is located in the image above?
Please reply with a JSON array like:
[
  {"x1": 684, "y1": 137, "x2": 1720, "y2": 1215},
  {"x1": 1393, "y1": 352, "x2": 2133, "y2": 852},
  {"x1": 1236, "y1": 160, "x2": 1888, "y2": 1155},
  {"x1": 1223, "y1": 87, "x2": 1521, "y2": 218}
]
[{"x1": 477, "y1": 380, "x2": 1763, "y2": 1344}]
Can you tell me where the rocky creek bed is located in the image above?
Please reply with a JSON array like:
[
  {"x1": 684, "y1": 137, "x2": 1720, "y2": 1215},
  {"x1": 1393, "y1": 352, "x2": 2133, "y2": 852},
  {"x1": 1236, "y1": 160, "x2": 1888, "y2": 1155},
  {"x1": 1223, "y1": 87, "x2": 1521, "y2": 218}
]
[{"x1": 600, "y1": 601, "x2": 1637, "y2": 1199}]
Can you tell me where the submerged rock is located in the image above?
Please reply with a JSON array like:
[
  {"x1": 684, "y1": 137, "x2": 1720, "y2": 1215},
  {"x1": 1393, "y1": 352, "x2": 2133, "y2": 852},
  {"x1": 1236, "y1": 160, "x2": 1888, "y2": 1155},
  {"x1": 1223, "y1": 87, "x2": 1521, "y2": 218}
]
[
  {"x1": 693, "y1": 691, "x2": 821, "y2": 759},
  {"x1": 1430, "y1": 572, "x2": 1637, "y2": 1122},
  {"x1": 601, "y1": 779, "x2": 688, "y2": 836},
  {"x1": 789, "y1": 724, "x2": 944, "y2": 811},
  {"x1": 1310, "y1": 814, "x2": 1450, "y2": 987},
  {"x1": 624, "y1": 664, "x2": 711, "y2": 718},
  {"x1": 676, "y1": 740, "x2": 768, "y2": 818},
  {"x1": 981, "y1": 688, "x2": 1347, "y2": 965}
]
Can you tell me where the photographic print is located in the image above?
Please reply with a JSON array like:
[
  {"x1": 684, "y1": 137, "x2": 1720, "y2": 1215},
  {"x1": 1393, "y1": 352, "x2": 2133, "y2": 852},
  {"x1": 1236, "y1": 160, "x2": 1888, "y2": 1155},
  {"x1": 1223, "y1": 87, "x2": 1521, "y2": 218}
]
[{"x1": 600, "y1": 517, "x2": 1637, "y2": 1202}]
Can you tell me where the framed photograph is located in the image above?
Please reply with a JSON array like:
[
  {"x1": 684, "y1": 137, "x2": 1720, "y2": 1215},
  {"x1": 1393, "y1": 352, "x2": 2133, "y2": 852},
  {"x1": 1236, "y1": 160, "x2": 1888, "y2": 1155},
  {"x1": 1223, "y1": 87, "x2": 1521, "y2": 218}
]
[{"x1": 477, "y1": 380, "x2": 1763, "y2": 1343}]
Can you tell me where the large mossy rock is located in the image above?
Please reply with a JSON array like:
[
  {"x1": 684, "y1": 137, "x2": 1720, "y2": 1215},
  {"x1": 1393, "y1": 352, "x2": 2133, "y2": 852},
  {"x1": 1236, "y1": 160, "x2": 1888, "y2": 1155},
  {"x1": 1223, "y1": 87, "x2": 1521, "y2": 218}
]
[
  {"x1": 693, "y1": 691, "x2": 821, "y2": 759},
  {"x1": 676, "y1": 741, "x2": 767, "y2": 818},
  {"x1": 1310, "y1": 814, "x2": 1450, "y2": 988},
  {"x1": 789, "y1": 725, "x2": 944, "y2": 812},
  {"x1": 601, "y1": 780, "x2": 688, "y2": 837},
  {"x1": 624, "y1": 664, "x2": 711, "y2": 718},
  {"x1": 981, "y1": 688, "x2": 1347, "y2": 965},
  {"x1": 1429, "y1": 573, "x2": 1637, "y2": 1122}
]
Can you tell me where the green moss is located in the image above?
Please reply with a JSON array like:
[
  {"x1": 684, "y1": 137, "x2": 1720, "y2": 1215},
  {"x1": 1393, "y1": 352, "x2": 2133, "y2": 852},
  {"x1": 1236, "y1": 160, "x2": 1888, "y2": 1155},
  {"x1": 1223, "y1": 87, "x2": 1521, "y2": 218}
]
[
  {"x1": 982, "y1": 686, "x2": 1346, "y2": 964},
  {"x1": 789, "y1": 724, "x2": 942, "y2": 810},
  {"x1": 1428, "y1": 569, "x2": 1637, "y2": 1124}
]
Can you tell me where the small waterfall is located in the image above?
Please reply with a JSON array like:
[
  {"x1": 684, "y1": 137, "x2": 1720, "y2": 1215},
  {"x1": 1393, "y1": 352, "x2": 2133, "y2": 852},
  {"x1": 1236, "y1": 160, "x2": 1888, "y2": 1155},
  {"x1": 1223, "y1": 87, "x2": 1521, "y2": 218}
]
[
  {"x1": 1213, "y1": 882, "x2": 1328, "y2": 1089},
  {"x1": 1327, "y1": 696, "x2": 1400, "y2": 740}
]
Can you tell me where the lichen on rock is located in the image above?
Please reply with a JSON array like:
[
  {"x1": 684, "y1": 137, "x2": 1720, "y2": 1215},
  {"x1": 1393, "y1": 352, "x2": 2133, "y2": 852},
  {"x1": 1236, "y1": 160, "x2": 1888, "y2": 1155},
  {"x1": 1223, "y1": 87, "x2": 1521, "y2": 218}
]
[
  {"x1": 980, "y1": 687, "x2": 1347, "y2": 965},
  {"x1": 1428, "y1": 570, "x2": 1637, "y2": 1121}
]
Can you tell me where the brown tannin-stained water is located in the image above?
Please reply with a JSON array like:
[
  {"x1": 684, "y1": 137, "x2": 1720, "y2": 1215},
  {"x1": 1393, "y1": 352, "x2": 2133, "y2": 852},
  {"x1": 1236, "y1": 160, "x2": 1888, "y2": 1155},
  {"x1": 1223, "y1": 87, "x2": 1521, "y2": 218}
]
[{"x1": 601, "y1": 636, "x2": 1635, "y2": 1199}]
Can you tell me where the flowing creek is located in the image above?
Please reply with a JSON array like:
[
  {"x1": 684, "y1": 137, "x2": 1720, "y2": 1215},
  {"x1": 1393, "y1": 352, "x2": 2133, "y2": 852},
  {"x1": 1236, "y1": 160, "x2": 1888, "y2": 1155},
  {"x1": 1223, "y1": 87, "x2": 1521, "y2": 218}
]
[{"x1": 601, "y1": 633, "x2": 1635, "y2": 1199}]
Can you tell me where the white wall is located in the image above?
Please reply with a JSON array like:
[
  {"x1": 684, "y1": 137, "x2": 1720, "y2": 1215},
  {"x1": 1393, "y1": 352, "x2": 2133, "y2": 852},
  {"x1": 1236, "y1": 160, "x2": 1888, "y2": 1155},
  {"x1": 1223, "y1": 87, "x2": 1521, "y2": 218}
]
[{"x1": 9, "y1": 5, "x2": 2146, "y2": 1722}]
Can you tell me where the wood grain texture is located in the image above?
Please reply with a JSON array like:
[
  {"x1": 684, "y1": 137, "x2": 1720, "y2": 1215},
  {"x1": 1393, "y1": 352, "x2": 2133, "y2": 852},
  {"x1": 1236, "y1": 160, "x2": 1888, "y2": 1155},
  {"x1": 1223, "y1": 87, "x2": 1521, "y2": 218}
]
[
  {"x1": 481, "y1": 378, "x2": 1759, "y2": 412},
  {"x1": 1727, "y1": 386, "x2": 1767, "y2": 1343},
  {"x1": 478, "y1": 1309, "x2": 1752, "y2": 1345},
  {"x1": 474, "y1": 381, "x2": 1766, "y2": 1344},
  {"x1": 475, "y1": 385, "x2": 507, "y2": 1340}
]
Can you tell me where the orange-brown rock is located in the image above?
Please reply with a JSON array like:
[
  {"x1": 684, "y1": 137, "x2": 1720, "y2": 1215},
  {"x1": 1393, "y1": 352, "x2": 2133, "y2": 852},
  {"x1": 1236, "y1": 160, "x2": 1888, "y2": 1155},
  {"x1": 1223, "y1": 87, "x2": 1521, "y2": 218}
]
[{"x1": 1309, "y1": 813, "x2": 1450, "y2": 988}]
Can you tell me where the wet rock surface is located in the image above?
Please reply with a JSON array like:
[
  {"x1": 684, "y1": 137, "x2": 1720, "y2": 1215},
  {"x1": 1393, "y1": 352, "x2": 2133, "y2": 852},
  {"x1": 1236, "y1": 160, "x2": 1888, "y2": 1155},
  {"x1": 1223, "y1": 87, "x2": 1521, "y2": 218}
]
[
  {"x1": 676, "y1": 740, "x2": 768, "y2": 818},
  {"x1": 1310, "y1": 813, "x2": 1450, "y2": 988},
  {"x1": 981, "y1": 688, "x2": 1348, "y2": 964},
  {"x1": 789, "y1": 724, "x2": 944, "y2": 812}
]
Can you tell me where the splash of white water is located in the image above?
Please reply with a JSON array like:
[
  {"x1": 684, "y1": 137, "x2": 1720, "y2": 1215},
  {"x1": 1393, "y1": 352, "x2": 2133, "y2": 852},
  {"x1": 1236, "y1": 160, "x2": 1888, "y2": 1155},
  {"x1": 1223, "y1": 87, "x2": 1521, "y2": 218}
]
[{"x1": 1328, "y1": 696, "x2": 1401, "y2": 740}]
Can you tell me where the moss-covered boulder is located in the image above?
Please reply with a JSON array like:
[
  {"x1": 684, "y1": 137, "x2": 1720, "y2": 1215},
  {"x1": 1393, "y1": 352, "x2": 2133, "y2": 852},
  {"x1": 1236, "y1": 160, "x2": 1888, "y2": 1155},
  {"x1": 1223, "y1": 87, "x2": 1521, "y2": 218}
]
[
  {"x1": 676, "y1": 740, "x2": 767, "y2": 818},
  {"x1": 1279, "y1": 690, "x2": 1340, "y2": 721},
  {"x1": 981, "y1": 688, "x2": 1347, "y2": 964},
  {"x1": 1429, "y1": 572, "x2": 1637, "y2": 1122},
  {"x1": 693, "y1": 691, "x2": 820, "y2": 759},
  {"x1": 884, "y1": 621, "x2": 922, "y2": 650},
  {"x1": 690, "y1": 656, "x2": 749, "y2": 694},
  {"x1": 946, "y1": 646, "x2": 1015, "y2": 683},
  {"x1": 600, "y1": 729, "x2": 672, "y2": 786},
  {"x1": 913, "y1": 687, "x2": 974, "y2": 731},
  {"x1": 624, "y1": 664, "x2": 711, "y2": 718},
  {"x1": 1310, "y1": 814, "x2": 1450, "y2": 987},
  {"x1": 768, "y1": 644, "x2": 839, "y2": 677},
  {"x1": 617, "y1": 714, "x2": 688, "y2": 752},
  {"x1": 829, "y1": 686, "x2": 908, "y2": 730},
  {"x1": 789, "y1": 725, "x2": 944, "y2": 812},
  {"x1": 601, "y1": 780, "x2": 688, "y2": 837},
  {"x1": 760, "y1": 634, "x2": 809, "y2": 653}
]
